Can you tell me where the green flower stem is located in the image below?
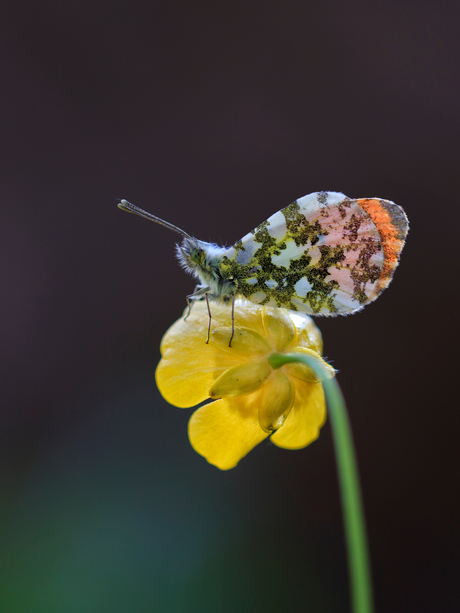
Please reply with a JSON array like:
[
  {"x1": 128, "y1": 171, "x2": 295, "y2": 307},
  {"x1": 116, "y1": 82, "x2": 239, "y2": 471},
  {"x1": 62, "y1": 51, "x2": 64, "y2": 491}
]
[{"x1": 269, "y1": 353, "x2": 374, "y2": 613}]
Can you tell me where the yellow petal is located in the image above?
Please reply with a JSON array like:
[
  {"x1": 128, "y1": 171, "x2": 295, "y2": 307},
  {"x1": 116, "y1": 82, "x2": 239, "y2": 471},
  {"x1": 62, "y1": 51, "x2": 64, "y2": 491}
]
[
  {"x1": 209, "y1": 360, "x2": 272, "y2": 398},
  {"x1": 210, "y1": 327, "x2": 270, "y2": 358},
  {"x1": 230, "y1": 300, "x2": 268, "y2": 338},
  {"x1": 286, "y1": 312, "x2": 323, "y2": 354},
  {"x1": 195, "y1": 298, "x2": 269, "y2": 340},
  {"x1": 262, "y1": 307, "x2": 295, "y2": 351},
  {"x1": 188, "y1": 394, "x2": 269, "y2": 470},
  {"x1": 270, "y1": 380, "x2": 326, "y2": 450},
  {"x1": 258, "y1": 371, "x2": 294, "y2": 433},
  {"x1": 282, "y1": 347, "x2": 336, "y2": 383},
  {"x1": 156, "y1": 304, "x2": 242, "y2": 408}
]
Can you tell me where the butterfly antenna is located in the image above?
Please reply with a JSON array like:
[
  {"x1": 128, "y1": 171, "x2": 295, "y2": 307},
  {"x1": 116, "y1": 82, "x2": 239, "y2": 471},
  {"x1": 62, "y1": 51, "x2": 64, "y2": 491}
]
[{"x1": 117, "y1": 199, "x2": 192, "y2": 239}]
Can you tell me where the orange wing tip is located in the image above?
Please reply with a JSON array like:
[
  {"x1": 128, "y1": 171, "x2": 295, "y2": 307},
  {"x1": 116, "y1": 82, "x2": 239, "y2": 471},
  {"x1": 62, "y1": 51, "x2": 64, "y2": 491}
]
[{"x1": 358, "y1": 198, "x2": 409, "y2": 292}]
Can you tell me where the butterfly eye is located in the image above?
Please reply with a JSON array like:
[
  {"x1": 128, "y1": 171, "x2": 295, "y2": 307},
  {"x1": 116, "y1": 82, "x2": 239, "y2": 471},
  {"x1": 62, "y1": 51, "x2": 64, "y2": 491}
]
[{"x1": 190, "y1": 248, "x2": 205, "y2": 266}]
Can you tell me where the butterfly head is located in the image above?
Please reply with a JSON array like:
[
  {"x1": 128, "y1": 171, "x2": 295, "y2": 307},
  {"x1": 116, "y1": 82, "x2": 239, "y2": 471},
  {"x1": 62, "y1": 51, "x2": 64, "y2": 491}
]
[
  {"x1": 176, "y1": 237, "x2": 232, "y2": 298},
  {"x1": 176, "y1": 237, "x2": 208, "y2": 274}
]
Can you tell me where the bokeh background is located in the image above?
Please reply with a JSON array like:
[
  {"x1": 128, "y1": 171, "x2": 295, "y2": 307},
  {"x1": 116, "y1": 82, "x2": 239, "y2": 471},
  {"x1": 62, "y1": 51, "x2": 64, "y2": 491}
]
[{"x1": 1, "y1": 2, "x2": 459, "y2": 612}]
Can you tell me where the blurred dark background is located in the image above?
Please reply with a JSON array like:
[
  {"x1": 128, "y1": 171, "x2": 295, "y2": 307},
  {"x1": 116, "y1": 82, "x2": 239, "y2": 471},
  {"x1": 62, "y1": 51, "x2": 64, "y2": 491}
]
[{"x1": 1, "y1": 2, "x2": 459, "y2": 611}]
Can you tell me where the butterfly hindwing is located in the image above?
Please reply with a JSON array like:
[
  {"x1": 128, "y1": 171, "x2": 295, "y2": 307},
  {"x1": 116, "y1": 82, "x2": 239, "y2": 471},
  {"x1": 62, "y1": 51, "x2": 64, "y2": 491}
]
[{"x1": 221, "y1": 191, "x2": 408, "y2": 315}]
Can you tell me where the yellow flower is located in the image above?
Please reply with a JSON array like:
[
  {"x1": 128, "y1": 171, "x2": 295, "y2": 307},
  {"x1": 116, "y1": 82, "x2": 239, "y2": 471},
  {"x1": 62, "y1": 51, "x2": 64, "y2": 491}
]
[{"x1": 156, "y1": 300, "x2": 335, "y2": 470}]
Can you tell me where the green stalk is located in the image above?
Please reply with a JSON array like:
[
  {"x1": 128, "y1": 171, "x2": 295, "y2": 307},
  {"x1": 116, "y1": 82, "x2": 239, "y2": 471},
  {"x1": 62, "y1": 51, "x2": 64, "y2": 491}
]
[{"x1": 268, "y1": 353, "x2": 374, "y2": 613}]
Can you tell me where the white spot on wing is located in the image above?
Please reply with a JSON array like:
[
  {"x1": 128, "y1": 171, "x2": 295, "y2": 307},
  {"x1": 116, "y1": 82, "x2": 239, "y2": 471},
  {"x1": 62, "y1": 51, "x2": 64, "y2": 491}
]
[
  {"x1": 295, "y1": 193, "x2": 323, "y2": 210},
  {"x1": 251, "y1": 291, "x2": 266, "y2": 303},
  {"x1": 265, "y1": 211, "x2": 287, "y2": 239},
  {"x1": 271, "y1": 240, "x2": 304, "y2": 266},
  {"x1": 294, "y1": 278, "x2": 312, "y2": 296},
  {"x1": 265, "y1": 279, "x2": 277, "y2": 289},
  {"x1": 321, "y1": 192, "x2": 347, "y2": 206},
  {"x1": 295, "y1": 191, "x2": 347, "y2": 220},
  {"x1": 291, "y1": 297, "x2": 312, "y2": 312},
  {"x1": 225, "y1": 234, "x2": 259, "y2": 264}
]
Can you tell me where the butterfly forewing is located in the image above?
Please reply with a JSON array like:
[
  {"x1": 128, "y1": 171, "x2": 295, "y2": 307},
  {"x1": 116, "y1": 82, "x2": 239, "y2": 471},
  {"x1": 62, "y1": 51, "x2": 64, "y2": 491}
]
[{"x1": 221, "y1": 191, "x2": 408, "y2": 315}]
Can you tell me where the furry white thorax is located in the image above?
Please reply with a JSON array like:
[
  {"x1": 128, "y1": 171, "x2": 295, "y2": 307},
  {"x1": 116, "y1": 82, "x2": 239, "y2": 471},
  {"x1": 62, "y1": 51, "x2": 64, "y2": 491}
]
[{"x1": 175, "y1": 237, "x2": 236, "y2": 301}]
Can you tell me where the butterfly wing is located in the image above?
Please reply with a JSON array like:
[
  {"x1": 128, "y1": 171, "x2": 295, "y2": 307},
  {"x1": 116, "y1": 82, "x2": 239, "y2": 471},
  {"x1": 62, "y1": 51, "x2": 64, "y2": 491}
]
[{"x1": 220, "y1": 191, "x2": 408, "y2": 315}]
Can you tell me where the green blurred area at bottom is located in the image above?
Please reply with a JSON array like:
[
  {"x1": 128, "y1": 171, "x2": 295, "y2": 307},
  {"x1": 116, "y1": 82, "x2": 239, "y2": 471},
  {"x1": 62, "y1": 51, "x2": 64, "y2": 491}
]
[{"x1": 0, "y1": 384, "x2": 343, "y2": 613}]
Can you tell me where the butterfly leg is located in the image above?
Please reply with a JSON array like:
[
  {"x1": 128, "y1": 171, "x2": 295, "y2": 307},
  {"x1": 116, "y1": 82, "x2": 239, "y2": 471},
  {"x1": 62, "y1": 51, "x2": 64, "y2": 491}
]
[
  {"x1": 184, "y1": 296, "x2": 192, "y2": 321},
  {"x1": 184, "y1": 284, "x2": 200, "y2": 320},
  {"x1": 228, "y1": 295, "x2": 235, "y2": 347},
  {"x1": 205, "y1": 293, "x2": 212, "y2": 344},
  {"x1": 184, "y1": 285, "x2": 209, "y2": 321}
]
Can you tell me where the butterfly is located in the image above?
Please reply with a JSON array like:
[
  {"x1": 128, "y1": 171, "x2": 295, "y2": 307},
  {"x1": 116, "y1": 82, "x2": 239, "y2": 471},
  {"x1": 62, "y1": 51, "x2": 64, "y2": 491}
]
[{"x1": 118, "y1": 191, "x2": 408, "y2": 345}]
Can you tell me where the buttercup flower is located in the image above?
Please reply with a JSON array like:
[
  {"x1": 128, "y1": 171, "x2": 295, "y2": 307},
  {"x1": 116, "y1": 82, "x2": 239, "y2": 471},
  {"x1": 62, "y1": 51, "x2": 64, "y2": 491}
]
[{"x1": 156, "y1": 300, "x2": 335, "y2": 470}]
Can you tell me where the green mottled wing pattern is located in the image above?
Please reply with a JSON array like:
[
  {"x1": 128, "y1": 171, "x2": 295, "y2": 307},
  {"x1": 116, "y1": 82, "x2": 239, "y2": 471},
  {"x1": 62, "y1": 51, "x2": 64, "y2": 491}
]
[{"x1": 219, "y1": 191, "x2": 408, "y2": 315}]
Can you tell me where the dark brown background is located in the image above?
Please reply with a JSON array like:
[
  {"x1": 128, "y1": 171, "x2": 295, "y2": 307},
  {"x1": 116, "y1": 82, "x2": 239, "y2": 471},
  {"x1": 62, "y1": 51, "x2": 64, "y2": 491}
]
[{"x1": 1, "y1": 2, "x2": 459, "y2": 612}]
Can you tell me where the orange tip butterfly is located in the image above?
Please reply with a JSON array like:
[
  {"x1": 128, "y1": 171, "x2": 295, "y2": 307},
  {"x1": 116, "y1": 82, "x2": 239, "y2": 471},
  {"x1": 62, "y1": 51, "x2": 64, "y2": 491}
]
[{"x1": 118, "y1": 191, "x2": 408, "y2": 344}]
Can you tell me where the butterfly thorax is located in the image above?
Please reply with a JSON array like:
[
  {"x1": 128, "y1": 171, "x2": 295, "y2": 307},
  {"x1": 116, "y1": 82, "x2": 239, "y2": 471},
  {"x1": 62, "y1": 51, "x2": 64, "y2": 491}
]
[{"x1": 176, "y1": 237, "x2": 236, "y2": 301}]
